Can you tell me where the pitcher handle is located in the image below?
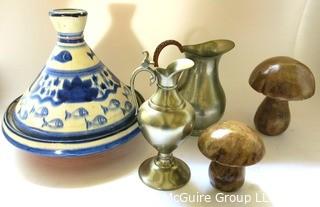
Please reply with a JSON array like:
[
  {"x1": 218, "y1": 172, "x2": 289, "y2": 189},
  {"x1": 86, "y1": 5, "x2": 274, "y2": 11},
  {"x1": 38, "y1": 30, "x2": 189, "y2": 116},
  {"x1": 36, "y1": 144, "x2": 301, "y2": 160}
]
[
  {"x1": 153, "y1": 40, "x2": 184, "y2": 67},
  {"x1": 130, "y1": 51, "x2": 156, "y2": 115}
]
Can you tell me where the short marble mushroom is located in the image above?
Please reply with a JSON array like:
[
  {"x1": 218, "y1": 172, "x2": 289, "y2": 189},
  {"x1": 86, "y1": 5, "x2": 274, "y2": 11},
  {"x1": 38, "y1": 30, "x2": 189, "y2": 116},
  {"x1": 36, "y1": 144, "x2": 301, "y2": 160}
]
[
  {"x1": 249, "y1": 56, "x2": 315, "y2": 136},
  {"x1": 198, "y1": 120, "x2": 265, "y2": 192}
]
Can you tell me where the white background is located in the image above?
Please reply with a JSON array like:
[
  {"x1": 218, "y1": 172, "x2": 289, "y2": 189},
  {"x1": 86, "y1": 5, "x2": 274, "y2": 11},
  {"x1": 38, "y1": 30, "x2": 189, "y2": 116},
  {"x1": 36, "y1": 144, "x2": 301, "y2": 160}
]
[{"x1": 0, "y1": 0, "x2": 319, "y2": 206}]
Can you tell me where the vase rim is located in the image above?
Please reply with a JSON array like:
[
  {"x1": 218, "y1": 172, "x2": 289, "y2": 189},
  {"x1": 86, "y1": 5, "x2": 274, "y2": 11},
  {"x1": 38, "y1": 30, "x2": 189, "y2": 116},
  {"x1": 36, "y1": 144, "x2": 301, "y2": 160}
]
[
  {"x1": 183, "y1": 39, "x2": 235, "y2": 57},
  {"x1": 49, "y1": 8, "x2": 87, "y2": 17}
]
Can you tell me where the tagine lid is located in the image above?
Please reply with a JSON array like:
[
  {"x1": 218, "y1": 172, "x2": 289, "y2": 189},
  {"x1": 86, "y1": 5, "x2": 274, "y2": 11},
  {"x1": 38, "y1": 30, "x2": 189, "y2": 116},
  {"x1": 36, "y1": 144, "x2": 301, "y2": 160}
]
[{"x1": 2, "y1": 9, "x2": 143, "y2": 157}]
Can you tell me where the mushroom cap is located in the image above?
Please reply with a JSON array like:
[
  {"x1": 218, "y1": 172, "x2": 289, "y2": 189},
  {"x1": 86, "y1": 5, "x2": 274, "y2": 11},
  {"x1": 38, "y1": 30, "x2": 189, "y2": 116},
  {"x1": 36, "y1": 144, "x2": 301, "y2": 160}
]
[
  {"x1": 198, "y1": 120, "x2": 265, "y2": 167},
  {"x1": 249, "y1": 56, "x2": 315, "y2": 101}
]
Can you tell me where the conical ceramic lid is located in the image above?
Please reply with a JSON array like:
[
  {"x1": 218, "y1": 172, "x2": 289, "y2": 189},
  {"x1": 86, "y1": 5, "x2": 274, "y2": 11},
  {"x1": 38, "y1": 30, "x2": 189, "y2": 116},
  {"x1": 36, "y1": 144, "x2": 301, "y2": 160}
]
[{"x1": 2, "y1": 9, "x2": 142, "y2": 157}]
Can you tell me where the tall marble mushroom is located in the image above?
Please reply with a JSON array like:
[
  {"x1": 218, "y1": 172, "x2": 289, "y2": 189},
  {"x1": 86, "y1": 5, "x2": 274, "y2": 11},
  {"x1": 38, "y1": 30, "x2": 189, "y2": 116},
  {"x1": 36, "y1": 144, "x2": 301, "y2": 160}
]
[
  {"x1": 198, "y1": 120, "x2": 265, "y2": 192},
  {"x1": 249, "y1": 56, "x2": 315, "y2": 136}
]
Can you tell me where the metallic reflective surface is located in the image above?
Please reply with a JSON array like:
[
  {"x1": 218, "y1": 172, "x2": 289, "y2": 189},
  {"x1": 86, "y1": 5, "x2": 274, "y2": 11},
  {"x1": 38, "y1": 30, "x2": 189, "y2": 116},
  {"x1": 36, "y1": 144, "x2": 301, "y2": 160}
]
[
  {"x1": 139, "y1": 154, "x2": 190, "y2": 191},
  {"x1": 130, "y1": 52, "x2": 195, "y2": 190},
  {"x1": 178, "y1": 40, "x2": 235, "y2": 136}
]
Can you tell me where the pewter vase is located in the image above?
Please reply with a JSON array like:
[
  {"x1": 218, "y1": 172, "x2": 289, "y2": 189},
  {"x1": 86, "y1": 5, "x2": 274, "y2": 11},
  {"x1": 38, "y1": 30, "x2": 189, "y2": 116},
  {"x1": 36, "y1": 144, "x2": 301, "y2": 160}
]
[
  {"x1": 179, "y1": 40, "x2": 235, "y2": 135},
  {"x1": 130, "y1": 51, "x2": 195, "y2": 191}
]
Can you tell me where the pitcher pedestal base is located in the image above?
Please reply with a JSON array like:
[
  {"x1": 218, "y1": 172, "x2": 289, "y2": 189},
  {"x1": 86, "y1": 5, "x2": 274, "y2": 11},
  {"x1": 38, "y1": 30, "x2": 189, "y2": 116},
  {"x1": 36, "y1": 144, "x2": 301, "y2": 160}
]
[{"x1": 138, "y1": 156, "x2": 190, "y2": 191}]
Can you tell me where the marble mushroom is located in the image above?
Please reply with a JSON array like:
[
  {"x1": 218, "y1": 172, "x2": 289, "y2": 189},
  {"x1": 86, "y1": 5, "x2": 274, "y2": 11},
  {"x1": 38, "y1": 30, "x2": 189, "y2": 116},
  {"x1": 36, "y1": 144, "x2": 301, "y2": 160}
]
[
  {"x1": 198, "y1": 120, "x2": 265, "y2": 192},
  {"x1": 249, "y1": 56, "x2": 315, "y2": 136}
]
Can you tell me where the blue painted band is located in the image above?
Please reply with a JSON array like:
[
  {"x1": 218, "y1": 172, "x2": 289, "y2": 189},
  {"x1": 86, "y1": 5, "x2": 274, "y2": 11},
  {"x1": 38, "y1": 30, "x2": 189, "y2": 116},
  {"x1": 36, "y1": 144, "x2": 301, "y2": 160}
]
[
  {"x1": 12, "y1": 107, "x2": 136, "y2": 143},
  {"x1": 30, "y1": 81, "x2": 120, "y2": 106},
  {"x1": 58, "y1": 32, "x2": 83, "y2": 37},
  {"x1": 2, "y1": 125, "x2": 140, "y2": 157},
  {"x1": 58, "y1": 37, "x2": 84, "y2": 44},
  {"x1": 45, "y1": 62, "x2": 104, "y2": 77}
]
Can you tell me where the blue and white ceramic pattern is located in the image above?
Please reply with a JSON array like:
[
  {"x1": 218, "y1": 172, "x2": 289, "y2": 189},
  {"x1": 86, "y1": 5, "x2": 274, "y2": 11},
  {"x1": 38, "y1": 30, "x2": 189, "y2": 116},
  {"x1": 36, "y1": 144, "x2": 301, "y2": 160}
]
[{"x1": 2, "y1": 9, "x2": 143, "y2": 157}]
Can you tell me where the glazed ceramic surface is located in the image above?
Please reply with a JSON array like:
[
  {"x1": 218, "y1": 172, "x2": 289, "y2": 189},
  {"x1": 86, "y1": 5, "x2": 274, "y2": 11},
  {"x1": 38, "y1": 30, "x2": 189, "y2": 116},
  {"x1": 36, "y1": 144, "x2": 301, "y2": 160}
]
[
  {"x1": 2, "y1": 9, "x2": 143, "y2": 157},
  {"x1": 130, "y1": 52, "x2": 195, "y2": 191}
]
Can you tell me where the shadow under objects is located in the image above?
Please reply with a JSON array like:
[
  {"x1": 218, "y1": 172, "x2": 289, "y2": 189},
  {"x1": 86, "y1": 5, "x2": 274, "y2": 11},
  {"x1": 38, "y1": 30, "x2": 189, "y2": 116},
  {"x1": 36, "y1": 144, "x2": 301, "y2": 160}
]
[{"x1": 16, "y1": 135, "x2": 154, "y2": 188}]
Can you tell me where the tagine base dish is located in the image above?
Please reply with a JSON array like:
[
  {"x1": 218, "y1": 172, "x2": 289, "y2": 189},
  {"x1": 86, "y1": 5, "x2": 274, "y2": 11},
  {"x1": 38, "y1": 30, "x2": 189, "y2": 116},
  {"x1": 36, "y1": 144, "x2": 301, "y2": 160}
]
[
  {"x1": 138, "y1": 156, "x2": 191, "y2": 191},
  {"x1": 2, "y1": 93, "x2": 144, "y2": 157}
]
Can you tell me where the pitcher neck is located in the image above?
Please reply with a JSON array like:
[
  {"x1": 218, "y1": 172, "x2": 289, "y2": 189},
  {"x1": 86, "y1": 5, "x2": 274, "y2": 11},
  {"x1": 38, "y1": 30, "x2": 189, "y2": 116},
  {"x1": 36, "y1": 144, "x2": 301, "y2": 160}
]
[
  {"x1": 185, "y1": 52, "x2": 221, "y2": 74},
  {"x1": 150, "y1": 87, "x2": 185, "y2": 110},
  {"x1": 157, "y1": 75, "x2": 179, "y2": 88},
  {"x1": 185, "y1": 52, "x2": 222, "y2": 62}
]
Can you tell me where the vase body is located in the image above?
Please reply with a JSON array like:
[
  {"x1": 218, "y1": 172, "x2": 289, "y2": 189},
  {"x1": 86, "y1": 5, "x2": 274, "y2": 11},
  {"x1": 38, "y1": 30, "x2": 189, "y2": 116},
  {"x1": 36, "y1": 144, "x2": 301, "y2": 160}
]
[
  {"x1": 138, "y1": 84, "x2": 194, "y2": 155},
  {"x1": 178, "y1": 40, "x2": 235, "y2": 136},
  {"x1": 2, "y1": 9, "x2": 142, "y2": 157},
  {"x1": 130, "y1": 53, "x2": 195, "y2": 190}
]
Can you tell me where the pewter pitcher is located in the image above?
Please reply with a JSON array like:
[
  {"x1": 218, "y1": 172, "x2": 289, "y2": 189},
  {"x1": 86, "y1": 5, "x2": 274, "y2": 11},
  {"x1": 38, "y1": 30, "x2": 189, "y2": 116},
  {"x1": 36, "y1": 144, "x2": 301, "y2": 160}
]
[
  {"x1": 130, "y1": 51, "x2": 195, "y2": 191},
  {"x1": 153, "y1": 40, "x2": 234, "y2": 135},
  {"x1": 181, "y1": 40, "x2": 234, "y2": 135},
  {"x1": 153, "y1": 40, "x2": 235, "y2": 135}
]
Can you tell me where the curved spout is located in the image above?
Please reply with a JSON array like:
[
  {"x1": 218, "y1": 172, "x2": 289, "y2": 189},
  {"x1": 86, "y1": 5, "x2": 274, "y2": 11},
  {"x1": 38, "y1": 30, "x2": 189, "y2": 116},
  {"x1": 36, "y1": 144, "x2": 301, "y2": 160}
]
[
  {"x1": 183, "y1": 39, "x2": 235, "y2": 57},
  {"x1": 156, "y1": 58, "x2": 194, "y2": 88}
]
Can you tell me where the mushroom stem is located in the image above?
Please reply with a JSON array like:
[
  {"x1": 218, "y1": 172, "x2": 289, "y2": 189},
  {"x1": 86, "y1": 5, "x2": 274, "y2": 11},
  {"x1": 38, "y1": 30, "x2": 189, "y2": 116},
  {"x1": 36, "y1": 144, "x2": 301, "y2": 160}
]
[
  {"x1": 254, "y1": 96, "x2": 290, "y2": 136},
  {"x1": 209, "y1": 161, "x2": 244, "y2": 192}
]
